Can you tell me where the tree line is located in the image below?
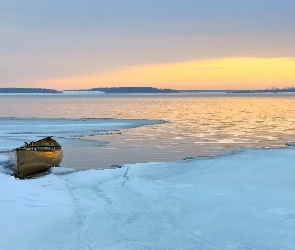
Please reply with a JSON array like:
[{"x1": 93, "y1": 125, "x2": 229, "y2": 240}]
[{"x1": 0, "y1": 88, "x2": 61, "y2": 93}]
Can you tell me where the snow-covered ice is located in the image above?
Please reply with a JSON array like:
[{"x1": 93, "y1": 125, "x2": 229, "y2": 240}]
[{"x1": 0, "y1": 148, "x2": 294, "y2": 249}]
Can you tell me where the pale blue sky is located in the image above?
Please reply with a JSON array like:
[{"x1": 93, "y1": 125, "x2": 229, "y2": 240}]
[{"x1": 1, "y1": 0, "x2": 294, "y2": 88}]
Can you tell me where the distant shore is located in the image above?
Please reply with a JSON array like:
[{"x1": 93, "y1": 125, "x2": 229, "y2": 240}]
[
  {"x1": 1, "y1": 86, "x2": 295, "y2": 94},
  {"x1": 0, "y1": 87, "x2": 178, "y2": 94}
]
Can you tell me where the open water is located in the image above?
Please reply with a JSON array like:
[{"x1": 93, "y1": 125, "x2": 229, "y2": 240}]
[{"x1": 1, "y1": 93, "x2": 295, "y2": 169}]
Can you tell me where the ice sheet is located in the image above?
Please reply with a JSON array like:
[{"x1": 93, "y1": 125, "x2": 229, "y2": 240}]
[
  {"x1": 0, "y1": 118, "x2": 164, "y2": 151},
  {"x1": 0, "y1": 148, "x2": 294, "y2": 249}
]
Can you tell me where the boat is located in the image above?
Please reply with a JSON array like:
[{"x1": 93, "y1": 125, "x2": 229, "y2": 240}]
[{"x1": 8, "y1": 137, "x2": 63, "y2": 178}]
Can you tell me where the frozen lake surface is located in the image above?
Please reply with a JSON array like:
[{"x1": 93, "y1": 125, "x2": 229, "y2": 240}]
[
  {"x1": 1, "y1": 147, "x2": 295, "y2": 249},
  {"x1": 0, "y1": 94, "x2": 295, "y2": 249}
]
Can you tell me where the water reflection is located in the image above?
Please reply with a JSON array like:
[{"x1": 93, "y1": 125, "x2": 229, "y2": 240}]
[{"x1": 1, "y1": 94, "x2": 295, "y2": 169}]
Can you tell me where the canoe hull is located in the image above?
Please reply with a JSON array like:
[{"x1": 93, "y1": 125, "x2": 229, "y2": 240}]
[{"x1": 8, "y1": 137, "x2": 63, "y2": 178}]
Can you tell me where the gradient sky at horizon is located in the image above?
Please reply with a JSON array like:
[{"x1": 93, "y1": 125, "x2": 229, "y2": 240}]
[{"x1": 1, "y1": 0, "x2": 295, "y2": 90}]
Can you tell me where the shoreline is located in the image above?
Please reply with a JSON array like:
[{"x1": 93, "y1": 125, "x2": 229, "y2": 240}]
[
  {"x1": 62, "y1": 143, "x2": 294, "y2": 171},
  {"x1": 1, "y1": 144, "x2": 294, "y2": 178}
]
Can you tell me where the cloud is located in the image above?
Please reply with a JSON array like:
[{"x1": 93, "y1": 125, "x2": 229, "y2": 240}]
[{"x1": 1, "y1": 1, "x2": 295, "y2": 88}]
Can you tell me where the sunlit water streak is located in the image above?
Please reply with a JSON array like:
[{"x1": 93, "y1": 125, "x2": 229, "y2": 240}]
[{"x1": 1, "y1": 93, "x2": 295, "y2": 169}]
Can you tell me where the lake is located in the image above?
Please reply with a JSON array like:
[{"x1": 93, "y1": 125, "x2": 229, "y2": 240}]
[{"x1": 1, "y1": 93, "x2": 295, "y2": 169}]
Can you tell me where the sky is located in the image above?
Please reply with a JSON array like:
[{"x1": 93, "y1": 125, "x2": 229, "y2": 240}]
[{"x1": 1, "y1": 0, "x2": 295, "y2": 90}]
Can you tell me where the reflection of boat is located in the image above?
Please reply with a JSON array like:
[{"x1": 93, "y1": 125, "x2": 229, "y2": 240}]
[{"x1": 8, "y1": 137, "x2": 63, "y2": 178}]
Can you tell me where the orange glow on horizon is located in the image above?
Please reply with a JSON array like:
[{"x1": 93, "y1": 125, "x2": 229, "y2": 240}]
[{"x1": 36, "y1": 57, "x2": 295, "y2": 90}]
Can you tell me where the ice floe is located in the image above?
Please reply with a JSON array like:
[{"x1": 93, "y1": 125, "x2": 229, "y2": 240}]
[{"x1": 0, "y1": 117, "x2": 164, "y2": 151}]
